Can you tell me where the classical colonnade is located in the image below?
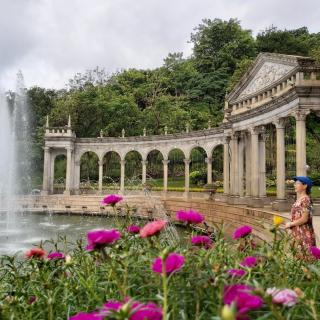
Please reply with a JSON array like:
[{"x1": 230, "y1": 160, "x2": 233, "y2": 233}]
[{"x1": 42, "y1": 53, "x2": 320, "y2": 209}]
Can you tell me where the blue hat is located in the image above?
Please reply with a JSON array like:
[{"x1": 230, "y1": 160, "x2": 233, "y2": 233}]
[{"x1": 293, "y1": 176, "x2": 313, "y2": 189}]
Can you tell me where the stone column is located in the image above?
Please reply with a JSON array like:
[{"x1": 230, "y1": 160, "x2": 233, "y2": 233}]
[
  {"x1": 205, "y1": 157, "x2": 212, "y2": 185},
  {"x1": 273, "y1": 119, "x2": 286, "y2": 200},
  {"x1": 74, "y1": 160, "x2": 81, "y2": 195},
  {"x1": 294, "y1": 110, "x2": 310, "y2": 176},
  {"x1": 183, "y1": 159, "x2": 191, "y2": 198},
  {"x1": 42, "y1": 146, "x2": 50, "y2": 195},
  {"x1": 223, "y1": 138, "x2": 230, "y2": 195},
  {"x1": 120, "y1": 160, "x2": 126, "y2": 194},
  {"x1": 230, "y1": 133, "x2": 239, "y2": 197},
  {"x1": 238, "y1": 134, "x2": 245, "y2": 197},
  {"x1": 245, "y1": 131, "x2": 251, "y2": 197},
  {"x1": 259, "y1": 128, "x2": 267, "y2": 198},
  {"x1": 162, "y1": 159, "x2": 170, "y2": 193},
  {"x1": 249, "y1": 127, "x2": 264, "y2": 207},
  {"x1": 98, "y1": 160, "x2": 104, "y2": 194},
  {"x1": 141, "y1": 160, "x2": 148, "y2": 184},
  {"x1": 50, "y1": 153, "x2": 55, "y2": 194},
  {"x1": 64, "y1": 147, "x2": 73, "y2": 195}
]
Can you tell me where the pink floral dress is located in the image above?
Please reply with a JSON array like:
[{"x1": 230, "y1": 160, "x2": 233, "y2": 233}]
[{"x1": 290, "y1": 195, "x2": 316, "y2": 258}]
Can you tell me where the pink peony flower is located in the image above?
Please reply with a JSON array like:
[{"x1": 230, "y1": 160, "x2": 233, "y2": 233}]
[
  {"x1": 25, "y1": 248, "x2": 46, "y2": 259},
  {"x1": 152, "y1": 253, "x2": 185, "y2": 275},
  {"x1": 176, "y1": 209, "x2": 204, "y2": 224},
  {"x1": 69, "y1": 311, "x2": 103, "y2": 320},
  {"x1": 140, "y1": 220, "x2": 167, "y2": 238},
  {"x1": 239, "y1": 256, "x2": 258, "y2": 268},
  {"x1": 127, "y1": 225, "x2": 141, "y2": 234},
  {"x1": 266, "y1": 288, "x2": 298, "y2": 307},
  {"x1": 85, "y1": 229, "x2": 121, "y2": 251},
  {"x1": 233, "y1": 225, "x2": 252, "y2": 240},
  {"x1": 227, "y1": 269, "x2": 247, "y2": 278},
  {"x1": 191, "y1": 235, "x2": 213, "y2": 248},
  {"x1": 48, "y1": 251, "x2": 65, "y2": 260},
  {"x1": 310, "y1": 246, "x2": 320, "y2": 259},
  {"x1": 101, "y1": 194, "x2": 123, "y2": 207},
  {"x1": 223, "y1": 284, "x2": 263, "y2": 317}
]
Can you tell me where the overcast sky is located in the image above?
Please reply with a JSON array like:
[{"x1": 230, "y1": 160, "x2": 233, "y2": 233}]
[{"x1": 0, "y1": 0, "x2": 319, "y2": 90}]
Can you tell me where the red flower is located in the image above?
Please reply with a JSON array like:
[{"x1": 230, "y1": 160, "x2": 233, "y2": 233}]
[
  {"x1": 25, "y1": 248, "x2": 46, "y2": 259},
  {"x1": 140, "y1": 220, "x2": 167, "y2": 238},
  {"x1": 127, "y1": 225, "x2": 141, "y2": 234}
]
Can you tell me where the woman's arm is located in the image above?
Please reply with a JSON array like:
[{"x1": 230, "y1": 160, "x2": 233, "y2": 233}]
[{"x1": 285, "y1": 209, "x2": 309, "y2": 229}]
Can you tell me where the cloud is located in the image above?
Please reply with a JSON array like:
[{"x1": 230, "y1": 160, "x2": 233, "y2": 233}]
[{"x1": 0, "y1": 0, "x2": 319, "y2": 89}]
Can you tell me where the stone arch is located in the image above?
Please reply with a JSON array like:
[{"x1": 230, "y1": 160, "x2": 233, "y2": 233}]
[
  {"x1": 77, "y1": 149, "x2": 100, "y2": 163},
  {"x1": 167, "y1": 148, "x2": 185, "y2": 189},
  {"x1": 189, "y1": 146, "x2": 207, "y2": 187},
  {"x1": 102, "y1": 151, "x2": 121, "y2": 190},
  {"x1": 185, "y1": 144, "x2": 208, "y2": 159},
  {"x1": 146, "y1": 149, "x2": 164, "y2": 182},
  {"x1": 52, "y1": 152, "x2": 67, "y2": 194},
  {"x1": 125, "y1": 150, "x2": 143, "y2": 187},
  {"x1": 80, "y1": 152, "x2": 99, "y2": 191}
]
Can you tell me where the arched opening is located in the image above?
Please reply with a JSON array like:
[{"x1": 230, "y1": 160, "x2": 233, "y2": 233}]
[
  {"x1": 146, "y1": 150, "x2": 164, "y2": 188},
  {"x1": 125, "y1": 150, "x2": 142, "y2": 189},
  {"x1": 190, "y1": 147, "x2": 207, "y2": 188},
  {"x1": 212, "y1": 144, "x2": 224, "y2": 191},
  {"x1": 53, "y1": 154, "x2": 66, "y2": 194},
  {"x1": 80, "y1": 151, "x2": 99, "y2": 193},
  {"x1": 168, "y1": 148, "x2": 185, "y2": 190},
  {"x1": 103, "y1": 151, "x2": 121, "y2": 192}
]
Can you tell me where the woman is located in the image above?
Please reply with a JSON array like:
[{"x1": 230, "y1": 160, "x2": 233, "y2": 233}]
[{"x1": 284, "y1": 176, "x2": 316, "y2": 259}]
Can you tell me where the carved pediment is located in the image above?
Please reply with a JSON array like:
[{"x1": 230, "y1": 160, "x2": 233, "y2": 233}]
[
  {"x1": 227, "y1": 53, "x2": 310, "y2": 102},
  {"x1": 238, "y1": 62, "x2": 294, "y2": 98}
]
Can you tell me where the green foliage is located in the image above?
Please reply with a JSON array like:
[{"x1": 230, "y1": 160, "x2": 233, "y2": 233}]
[{"x1": 189, "y1": 169, "x2": 207, "y2": 186}]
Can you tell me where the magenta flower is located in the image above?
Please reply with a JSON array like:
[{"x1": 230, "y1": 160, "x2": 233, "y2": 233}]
[
  {"x1": 102, "y1": 299, "x2": 162, "y2": 320},
  {"x1": 224, "y1": 284, "x2": 263, "y2": 317},
  {"x1": 47, "y1": 251, "x2": 65, "y2": 260},
  {"x1": 152, "y1": 253, "x2": 185, "y2": 275},
  {"x1": 310, "y1": 246, "x2": 320, "y2": 259},
  {"x1": 227, "y1": 269, "x2": 247, "y2": 278},
  {"x1": 140, "y1": 220, "x2": 167, "y2": 238},
  {"x1": 233, "y1": 225, "x2": 252, "y2": 240},
  {"x1": 69, "y1": 312, "x2": 103, "y2": 320},
  {"x1": 191, "y1": 235, "x2": 213, "y2": 248},
  {"x1": 85, "y1": 229, "x2": 121, "y2": 251},
  {"x1": 127, "y1": 225, "x2": 141, "y2": 234},
  {"x1": 101, "y1": 194, "x2": 123, "y2": 207},
  {"x1": 28, "y1": 295, "x2": 37, "y2": 304},
  {"x1": 239, "y1": 256, "x2": 258, "y2": 268},
  {"x1": 176, "y1": 209, "x2": 204, "y2": 224},
  {"x1": 266, "y1": 288, "x2": 298, "y2": 307}
]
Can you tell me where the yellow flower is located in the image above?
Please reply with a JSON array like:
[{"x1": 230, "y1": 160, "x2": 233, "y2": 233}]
[
  {"x1": 221, "y1": 304, "x2": 236, "y2": 320},
  {"x1": 273, "y1": 215, "x2": 284, "y2": 227}
]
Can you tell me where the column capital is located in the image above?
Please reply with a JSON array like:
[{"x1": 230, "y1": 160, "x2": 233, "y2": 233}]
[
  {"x1": 293, "y1": 109, "x2": 310, "y2": 121},
  {"x1": 231, "y1": 131, "x2": 240, "y2": 140},
  {"x1": 249, "y1": 125, "x2": 265, "y2": 135},
  {"x1": 273, "y1": 118, "x2": 287, "y2": 129},
  {"x1": 183, "y1": 159, "x2": 191, "y2": 165},
  {"x1": 98, "y1": 160, "x2": 104, "y2": 166},
  {"x1": 162, "y1": 159, "x2": 170, "y2": 165},
  {"x1": 65, "y1": 146, "x2": 74, "y2": 152},
  {"x1": 205, "y1": 157, "x2": 212, "y2": 163},
  {"x1": 43, "y1": 146, "x2": 50, "y2": 152},
  {"x1": 141, "y1": 160, "x2": 148, "y2": 165},
  {"x1": 120, "y1": 160, "x2": 126, "y2": 165},
  {"x1": 222, "y1": 136, "x2": 231, "y2": 144}
]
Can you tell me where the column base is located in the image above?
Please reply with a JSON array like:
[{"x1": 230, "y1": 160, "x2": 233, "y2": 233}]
[
  {"x1": 183, "y1": 191, "x2": 190, "y2": 199},
  {"x1": 247, "y1": 197, "x2": 264, "y2": 208},
  {"x1": 63, "y1": 190, "x2": 71, "y2": 196},
  {"x1": 73, "y1": 189, "x2": 80, "y2": 195},
  {"x1": 214, "y1": 193, "x2": 228, "y2": 202},
  {"x1": 41, "y1": 190, "x2": 49, "y2": 196},
  {"x1": 271, "y1": 199, "x2": 293, "y2": 212},
  {"x1": 227, "y1": 195, "x2": 246, "y2": 205}
]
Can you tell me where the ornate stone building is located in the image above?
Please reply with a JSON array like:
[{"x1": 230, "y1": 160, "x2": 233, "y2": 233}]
[{"x1": 42, "y1": 53, "x2": 320, "y2": 210}]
